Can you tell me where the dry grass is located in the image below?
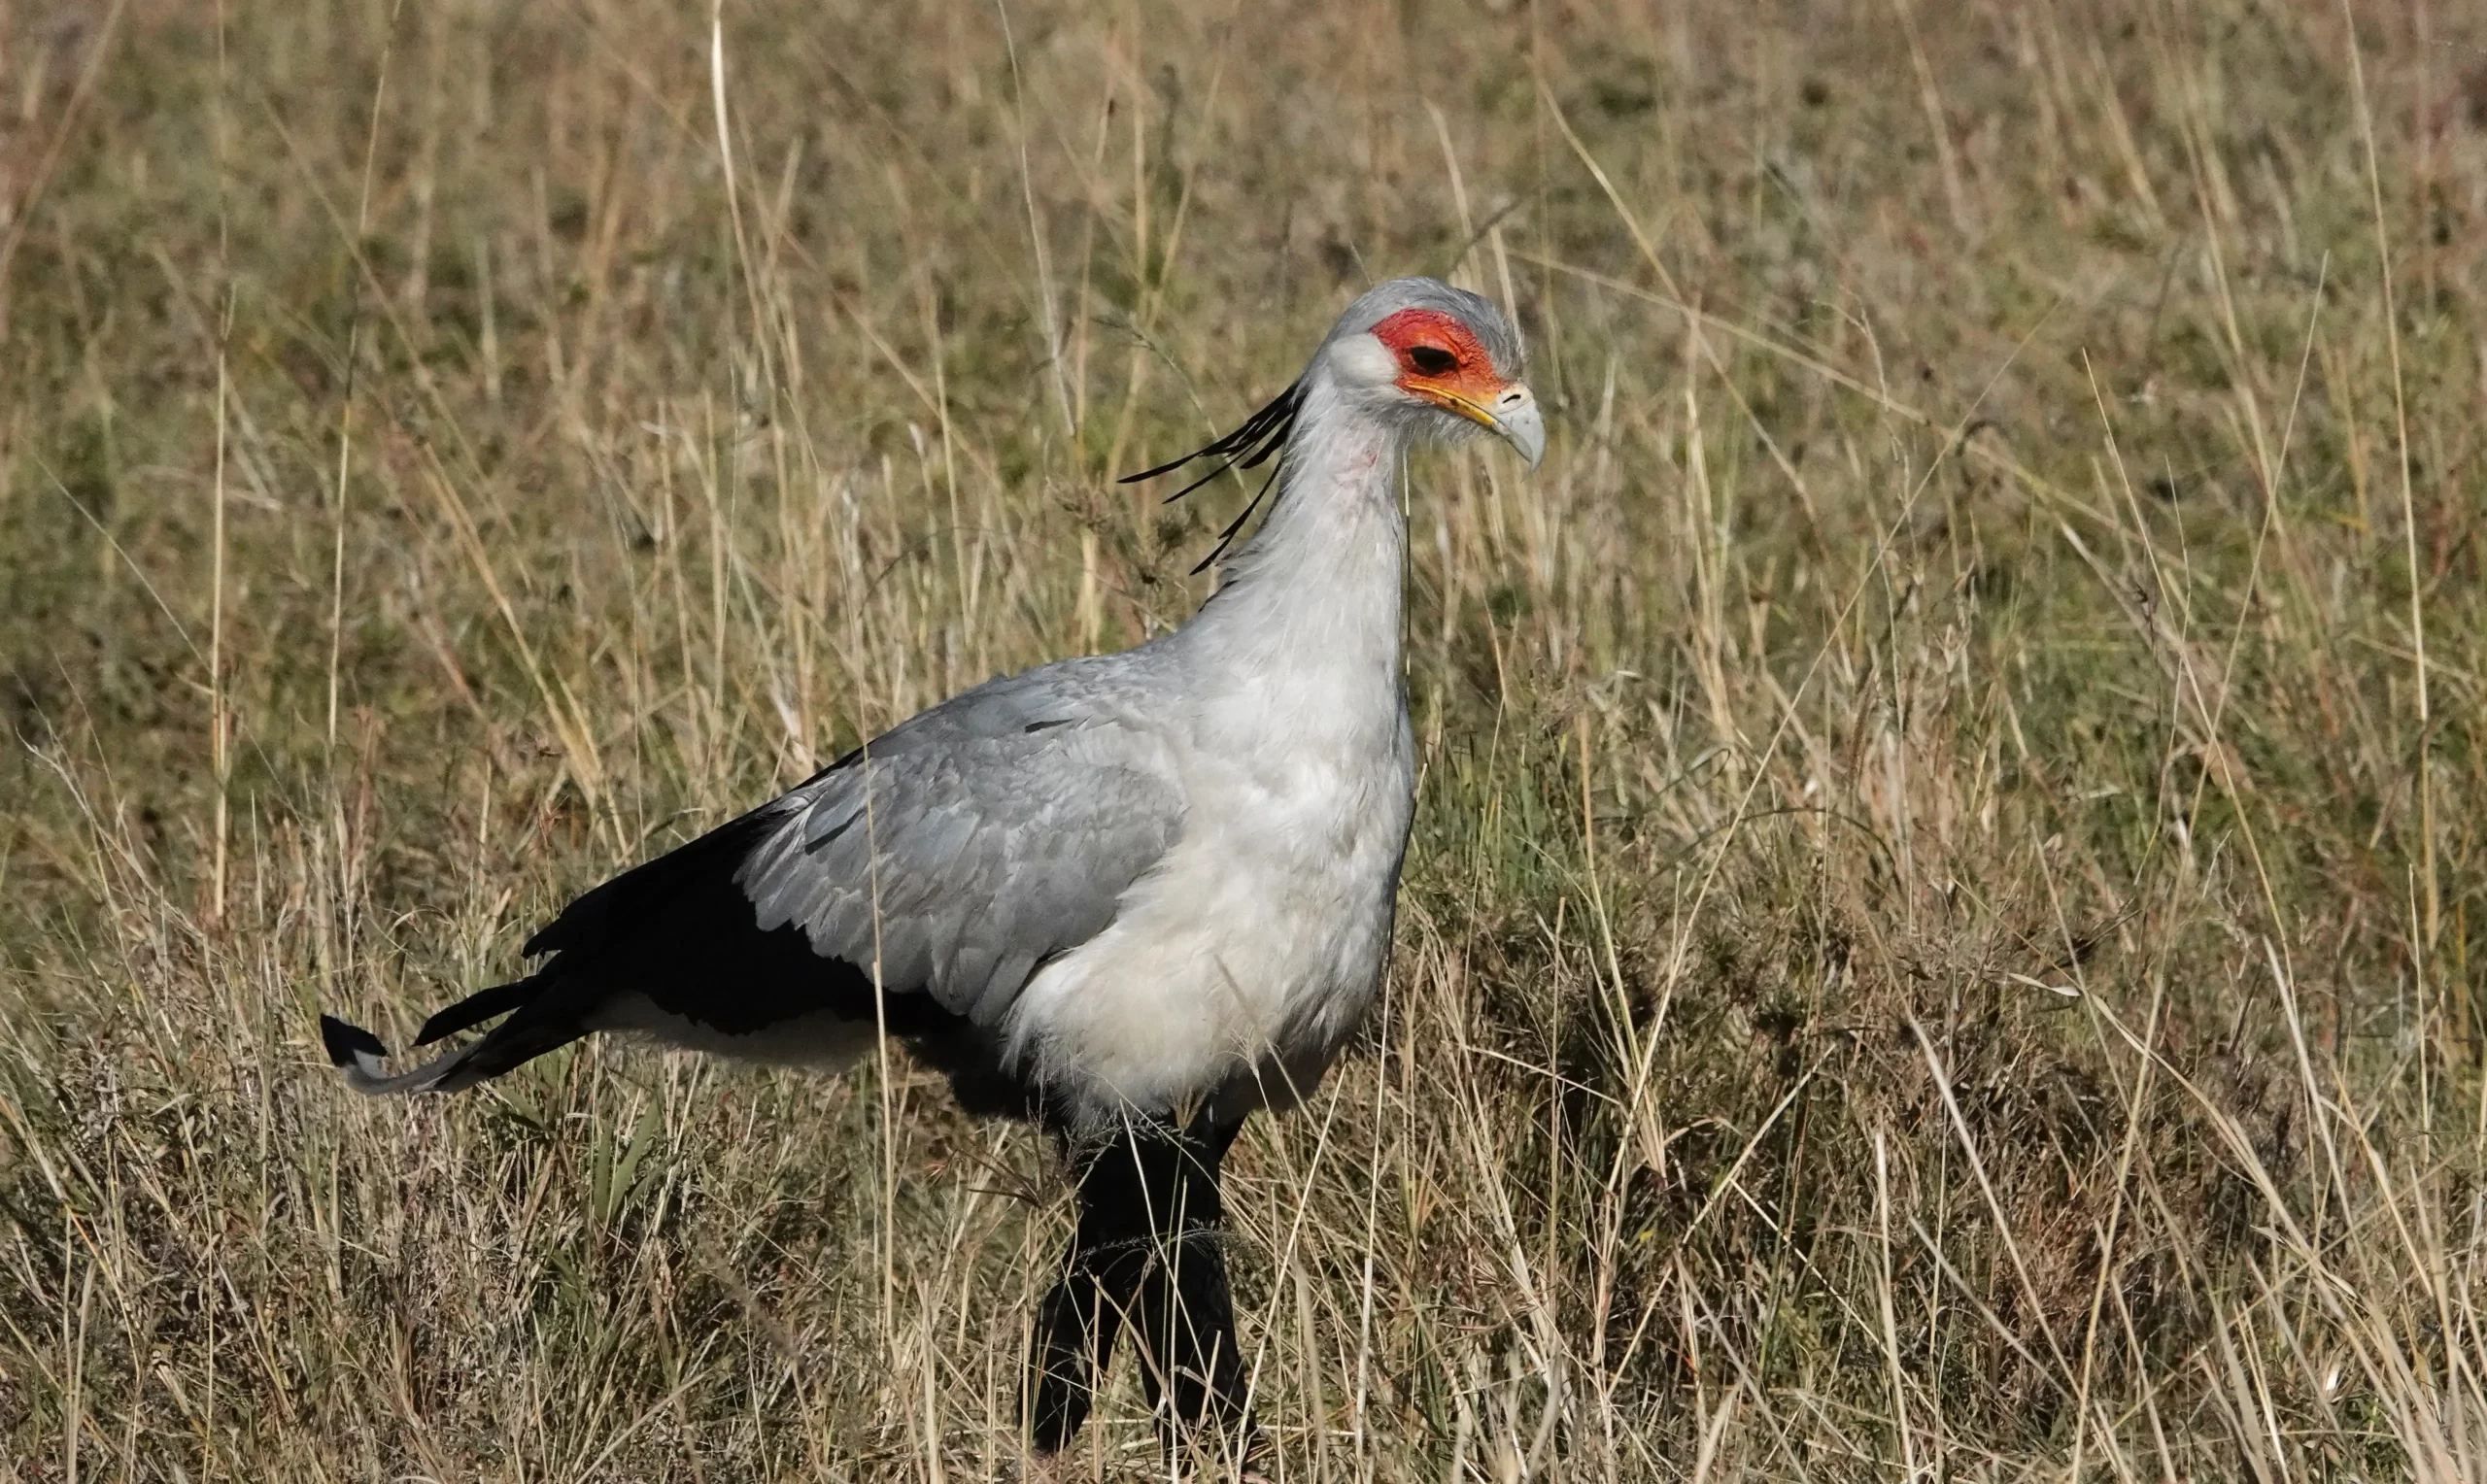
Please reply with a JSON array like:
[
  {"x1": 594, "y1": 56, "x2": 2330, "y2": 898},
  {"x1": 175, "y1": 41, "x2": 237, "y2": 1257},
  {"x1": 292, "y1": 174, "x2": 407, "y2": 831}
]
[{"x1": 3, "y1": 0, "x2": 2484, "y2": 1477}]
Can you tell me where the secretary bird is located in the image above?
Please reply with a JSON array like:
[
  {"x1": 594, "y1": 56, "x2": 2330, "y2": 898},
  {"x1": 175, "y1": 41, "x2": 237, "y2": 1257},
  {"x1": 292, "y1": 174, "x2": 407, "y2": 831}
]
[{"x1": 323, "y1": 277, "x2": 1544, "y2": 1461}]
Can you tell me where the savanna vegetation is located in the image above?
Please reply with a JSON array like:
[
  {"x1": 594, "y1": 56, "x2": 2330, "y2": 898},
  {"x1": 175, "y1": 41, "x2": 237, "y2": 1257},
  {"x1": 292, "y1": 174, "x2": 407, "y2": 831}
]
[{"x1": 2, "y1": 0, "x2": 2483, "y2": 1477}]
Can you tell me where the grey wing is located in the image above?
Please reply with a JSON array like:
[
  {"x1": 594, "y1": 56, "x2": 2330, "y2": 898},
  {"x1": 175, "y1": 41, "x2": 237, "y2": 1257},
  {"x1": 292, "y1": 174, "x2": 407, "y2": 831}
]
[{"x1": 735, "y1": 670, "x2": 1185, "y2": 1028}]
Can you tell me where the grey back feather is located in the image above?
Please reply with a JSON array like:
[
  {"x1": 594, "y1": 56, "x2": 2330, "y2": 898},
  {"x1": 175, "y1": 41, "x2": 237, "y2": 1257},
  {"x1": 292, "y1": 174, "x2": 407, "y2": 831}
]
[{"x1": 736, "y1": 652, "x2": 1186, "y2": 1027}]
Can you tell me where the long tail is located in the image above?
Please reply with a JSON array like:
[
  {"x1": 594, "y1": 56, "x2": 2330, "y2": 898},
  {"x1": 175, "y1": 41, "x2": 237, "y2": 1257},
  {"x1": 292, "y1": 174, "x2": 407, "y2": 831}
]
[
  {"x1": 319, "y1": 804, "x2": 809, "y2": 1097},
  {"x1": 321, "y1": 977, "x2": 589, "y2": 1096},
  {"x1": 320, "y1": 1014, "x2": 472, "y2": 1094}
]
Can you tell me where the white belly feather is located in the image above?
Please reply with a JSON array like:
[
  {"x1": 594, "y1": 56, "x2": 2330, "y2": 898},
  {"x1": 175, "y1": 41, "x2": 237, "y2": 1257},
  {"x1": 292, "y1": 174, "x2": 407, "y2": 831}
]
[{"x1": 1006, "y1": 658, "x2": 1415, "y2": 1122}]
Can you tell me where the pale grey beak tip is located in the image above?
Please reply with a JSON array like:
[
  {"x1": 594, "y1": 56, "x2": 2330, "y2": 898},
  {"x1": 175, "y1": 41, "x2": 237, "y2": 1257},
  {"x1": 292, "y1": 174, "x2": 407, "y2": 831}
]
[{"x1": 1493, "y1": 387, "x2": 1546, "y2": 471}]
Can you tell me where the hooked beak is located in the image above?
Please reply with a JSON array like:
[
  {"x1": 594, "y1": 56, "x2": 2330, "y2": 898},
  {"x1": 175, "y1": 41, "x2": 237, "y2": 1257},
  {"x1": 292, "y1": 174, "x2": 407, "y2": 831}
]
[
  {"x1": 1421, "y1": 380, "x2": 1546, "y2": 470},
  {"x1": 1485, "y1": 383, "x2": 1546, "y2": 470}
]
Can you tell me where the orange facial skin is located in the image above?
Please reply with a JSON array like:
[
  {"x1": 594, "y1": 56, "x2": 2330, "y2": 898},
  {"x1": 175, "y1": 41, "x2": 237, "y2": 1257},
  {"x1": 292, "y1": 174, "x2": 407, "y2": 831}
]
[{"x1": 1368, "y1": 306, "x2": 1512, "y2": 427}]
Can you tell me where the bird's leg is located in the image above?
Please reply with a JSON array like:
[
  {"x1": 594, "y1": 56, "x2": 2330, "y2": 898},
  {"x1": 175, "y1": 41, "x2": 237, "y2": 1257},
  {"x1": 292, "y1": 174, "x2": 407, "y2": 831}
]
[
  {"x1": 1132, "y1": 1113, "x2": 1258, "y2": 1466},
  {"x1": 1028, "y1": 1116, "x2": 1181, "y2": 1453}
]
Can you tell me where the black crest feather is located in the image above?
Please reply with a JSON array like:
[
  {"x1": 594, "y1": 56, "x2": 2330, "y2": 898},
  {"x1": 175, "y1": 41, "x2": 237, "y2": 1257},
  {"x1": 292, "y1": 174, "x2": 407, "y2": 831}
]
[{"x1": 1119, "y1": 380, "x2": 1305, "y2": 575}]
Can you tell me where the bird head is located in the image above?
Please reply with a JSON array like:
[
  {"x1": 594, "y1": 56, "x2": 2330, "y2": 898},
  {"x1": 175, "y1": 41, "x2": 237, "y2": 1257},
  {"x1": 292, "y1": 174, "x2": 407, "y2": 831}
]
[
  {"x1": 1117, "y1": 276, "x2": 1544, "y2": 574},
  {"x1": 1320, "y1": 278, "x2": 1544, "y2": 469}
]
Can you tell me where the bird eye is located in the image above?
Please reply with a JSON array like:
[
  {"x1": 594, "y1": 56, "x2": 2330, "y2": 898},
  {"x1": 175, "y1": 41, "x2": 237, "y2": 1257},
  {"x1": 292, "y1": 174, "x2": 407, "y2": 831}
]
[{"x1": 1408, "y1": 345, "x2": 1457, "y2": 376}]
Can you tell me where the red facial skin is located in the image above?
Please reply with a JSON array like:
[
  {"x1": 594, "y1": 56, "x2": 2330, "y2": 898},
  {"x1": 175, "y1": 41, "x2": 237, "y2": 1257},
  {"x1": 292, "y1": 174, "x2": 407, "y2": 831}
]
[{"x1": 1369, "y1": 306, "x2": 1511, "y2": 422}]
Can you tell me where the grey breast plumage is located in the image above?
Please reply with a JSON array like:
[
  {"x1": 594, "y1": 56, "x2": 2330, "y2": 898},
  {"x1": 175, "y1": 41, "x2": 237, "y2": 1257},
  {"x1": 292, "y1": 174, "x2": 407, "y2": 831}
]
[{"x1": 735, "y1": 654, "x2": 1188, "y2": 1029}]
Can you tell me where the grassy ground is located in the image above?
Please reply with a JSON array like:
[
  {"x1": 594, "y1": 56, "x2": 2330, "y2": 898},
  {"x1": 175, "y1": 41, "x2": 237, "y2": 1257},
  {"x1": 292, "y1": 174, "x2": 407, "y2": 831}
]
[{"x1": 2, "y1": 0, "x2": 2483, "y2": 1477}]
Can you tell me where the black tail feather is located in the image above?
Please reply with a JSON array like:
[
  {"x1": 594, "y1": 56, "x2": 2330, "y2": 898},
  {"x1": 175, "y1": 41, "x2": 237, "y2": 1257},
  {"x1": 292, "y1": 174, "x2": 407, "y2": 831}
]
[
  {"x1": 325, "y1": 802, "x2": 937, "y2": 1098},
  {"x1": 416, "y1": 979, "x2": 540, "y2": 1045},
  {"x1": 322, "y1": 985, "x2": 593, "y2": 1095},
  {"x1": 427, "y1": 1008, "x2": 592, "y2": 1092},
  {"x1": 321, "y1": 1013, "x2": 388, "y2": 1065}
]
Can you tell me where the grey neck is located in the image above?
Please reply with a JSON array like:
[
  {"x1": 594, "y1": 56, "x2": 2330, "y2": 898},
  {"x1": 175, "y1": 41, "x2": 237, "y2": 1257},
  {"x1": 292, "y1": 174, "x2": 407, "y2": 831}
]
[{"x1": 1179, "y1": 374, "x2": 1410, "y2": 669}]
